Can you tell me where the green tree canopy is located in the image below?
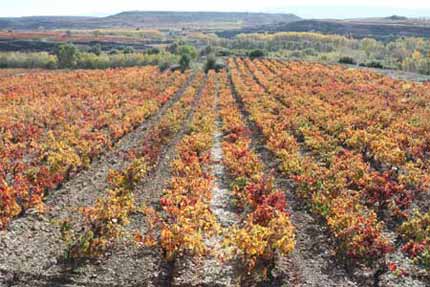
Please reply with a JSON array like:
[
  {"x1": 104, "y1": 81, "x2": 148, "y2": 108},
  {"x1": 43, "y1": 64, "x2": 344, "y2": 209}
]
[
  {"x1": 178, "y1": 45, "x2": 197, "y2": 59},
  {"x1": 56, "y1": 43, "x2": 79, "y2": 68},
  {"x1": 179, "y1": 53, "x2": 191, "y2": 72}
]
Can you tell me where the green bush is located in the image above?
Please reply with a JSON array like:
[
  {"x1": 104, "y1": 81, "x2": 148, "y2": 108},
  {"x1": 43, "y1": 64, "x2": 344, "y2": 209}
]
[
  {"x1": 200, "y1": 45, "x2": 213, "y2": 56},
  {"x1": 0, "y1": 48, "x2": 179, "y2": 70},
  {"x1": 0, "y1": 52, "x2": 57, "y2": 69},
  {"x1": 359, "y1": 61, "x2": 384, "y2": 69},
  {"x1": 56, "y1": 43, "x2": 79, "y2": 68},
  {"x1": 158, "y1": 61, "x2": 170, "y2": 72},
  {"x1": 77, "y1": 53, "x2": 110, "y2": 69},
  {"x1": 204, "y1": 55, "x2": 216, "y2": 73},
  {"x1": 248, "y1": 49, "x2": 265, "y2": 59},
  {"x1": 216, "y1": 49, "x2": 233, "y2": 57},
  {"x1": 179, "y1": 54, "x2": 191, "y2": 72},
  {"x1": 147, "y1": 47, "x2": 161, "y2": 55},
  {"x1": 122, "y1": 46, "x2": 135, "y2": 54},
  {"x1": 338, "y1": 56, "x2": 357, "y2": 65},
  {"x1": 76, "y1": 51, "x2": 179, "y2": 69},
  {"x1": 89, "y1": 44, "x2": 102, "y2": 56},
  {"x1": 204, "y1": 55, "x2": 224, "y2": 73},
  {"x1": 178, "y1": 45, "x2": 197, "y2": 59}
]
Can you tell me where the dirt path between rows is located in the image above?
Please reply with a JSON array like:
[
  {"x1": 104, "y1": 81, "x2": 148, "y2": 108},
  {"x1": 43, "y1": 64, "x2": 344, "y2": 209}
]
[
  {"x1": 255, "y1": 59, "x2": 430, "y2": 287},
  {"x1": 170, "y1": 74, "x2": 243, "y2": 287},
  {"x1": 199, "y1": 76, "x2": 241, "y2": 287},
  {"x1": 58, "y1": 74, "x2": 209, "y2": 287},
  {"x1": 229, "y1": 59, "x2": 360, "y2": 287},
  {"x1": 0, "y1": 72, "x2": 197, "y2": 287}
]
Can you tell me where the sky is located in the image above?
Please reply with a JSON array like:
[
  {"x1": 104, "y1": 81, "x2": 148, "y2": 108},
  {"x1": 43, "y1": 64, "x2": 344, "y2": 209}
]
[{"x1": 1, "y1": 0, "x2": 430, "y2": 19}]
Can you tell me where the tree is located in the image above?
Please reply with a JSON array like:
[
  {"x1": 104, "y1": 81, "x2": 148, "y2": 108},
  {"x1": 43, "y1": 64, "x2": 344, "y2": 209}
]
[
  {"x1": 147, "y1": 47, "x2": 160, "y2": 55},
  {"x1": 122, "y1": 46, "x2": 135, "y2": 54},
  {"x1": 167, "y1": 43, "x2": 179, "y2": 54},
  {"x1": 179, "y1": 54, "x2": 191, "y2": 73},
  {"x1": 204, "y1": 55, "x2": 217, "y2": 73},
  {"x1": 178, "y1": 45, "x2": 197, "y2": 59},
  {"x1": 204, "y1": 55, "x2": 224, "y2": 73},
  {"x1": 387, "y1": 41, "x2": 409, "y2": 63},
  {"x1": 167, "y1": 41, "x2": 185, "y2": 54},
  {"x1": 89, "y1": 43, "x2": 102, "y2": 56},
  {"x1": 56, "y1": 43, "x2": 79, "y2": 68},
  {"x1": 360, "y1": 38, "x2": 382, "y2": 58},
  {"x1": 158, "y1": 61, "x2": 170, "y2": 72},
  {"x1": 200, "y1": 45, "x2": 213, "y2": 56}
]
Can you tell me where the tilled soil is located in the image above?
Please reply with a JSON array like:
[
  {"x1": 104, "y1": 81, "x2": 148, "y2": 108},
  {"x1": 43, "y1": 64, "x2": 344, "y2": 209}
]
[
  {"x1": 2, "y1": 65, "x2": 429, "y2": 287},
  {"x1": 0, "y1": 65, "x2": 364, "y2": 287},
  {"x1": 229, "y1": 61, "x2": 363, "y2": 287},
  {"x1": 258, "y1": 59, "x2": 430, "y2": 287},
  {"x1": 200, "y1": 98, "x2": 241, "y2": 286},
  {"x1": 171, "y1": 77, "x2": 242, "y2": 287},
  {"x1": 0, "y1": 72, "x2": 197, "y2": 287},
  {"x1": 55, "y1": 74, "x2": 209, "y2": 287}
]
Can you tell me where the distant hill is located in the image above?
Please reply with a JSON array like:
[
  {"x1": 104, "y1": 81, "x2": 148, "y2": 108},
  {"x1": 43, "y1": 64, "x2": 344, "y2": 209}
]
[
  {"x1": 0, "y1": 16, "x2": 97, "y2": 30},
  {"x1": 105, "y1": 11, "x2": 300, "y2": 27},
  {"x1": 218, "y1": 17, "x2": 430, "y2": 40},
  {"x1": 385, "y1": 15, "x2": 409, "y2": 21},
  {"x1": 0, "y1": 11, "x2": 301, "y2": 30}
]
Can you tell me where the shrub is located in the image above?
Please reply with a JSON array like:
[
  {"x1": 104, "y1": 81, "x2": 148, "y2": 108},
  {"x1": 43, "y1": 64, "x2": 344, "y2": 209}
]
[
  {"x1": 0, "y1": 49, "x2": 178, "y2": 70},
  {"x1": 0, "y1": 52, "x2": 57, "y2": 69},
  {"x1": 89, "y1": 43, "x2": 102, "y2": 56},
  {"x1": 178, "y1": 45, "x2": 197, "y2": 59},
  {"x1": 147, "y1": 47, "x2": 160, "y2": 55},
  {"x1": 204, "y1": 55, "x2": 217, "y2": 73},
  {"x1": 158, "y1": 61, "x2": 170, "y2": 72},
  {"x1": 216, "y1": 48, "x2": 233, "y2": 57},
  {"x1": 360, "y1": 61, "x2": 384, "y2": 69},
  {"x1": 179, "y1": 54, "x2": 191, "y2": 72},
  {"x1": 338, "y1": 56, "x2": 357, "y2": 65},
  {"x1": 77, "y1": 53, "x2": 110, "y2": 69},
  {"x1": 248, "y1": 49, "x2": 265, "y2": 59},
  {"x1": 76, "y1": 51, "x2": 178, "y2": 69},
  {"x1": 200, "y1": 45, "x2": 213, "y2": 56},
  {"x1": 122, "y1": 46, "x2": 135, "y2": 54}
]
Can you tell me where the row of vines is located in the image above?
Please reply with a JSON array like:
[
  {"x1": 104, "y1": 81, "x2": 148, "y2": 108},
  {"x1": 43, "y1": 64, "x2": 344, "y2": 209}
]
[
  {"x1": 61, "y1": 71, "x2": 206, "y2": 258},
  {"x1": 1, "y1": 60, "x2": 429, "y2": 284},
  {"x1": 0, "y1": 67, "x2": 190, "y2": 228},
  {"x1": 230, "y1": 57, "x2": 430, "y2": 275}
]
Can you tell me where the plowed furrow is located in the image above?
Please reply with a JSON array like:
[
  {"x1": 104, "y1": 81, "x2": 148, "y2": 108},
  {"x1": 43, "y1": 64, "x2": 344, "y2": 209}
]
[{"x1": 0, "y1": 72, "x2": 197, "y2": 287}]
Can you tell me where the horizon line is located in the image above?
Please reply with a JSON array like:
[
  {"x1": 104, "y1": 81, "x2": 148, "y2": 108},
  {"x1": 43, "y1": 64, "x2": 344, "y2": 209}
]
[{"x1": 1, "y1": 8, "x2": 430, "y2": 20}]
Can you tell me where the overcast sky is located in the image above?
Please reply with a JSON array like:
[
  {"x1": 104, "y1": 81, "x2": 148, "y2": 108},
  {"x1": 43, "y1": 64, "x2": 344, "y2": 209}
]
[{"x1": 2, "y1": 0, "x2": 430, "y2": 18}]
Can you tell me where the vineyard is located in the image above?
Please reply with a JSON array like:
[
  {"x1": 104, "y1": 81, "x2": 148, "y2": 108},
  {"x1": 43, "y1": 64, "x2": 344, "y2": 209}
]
[{"x1": 0, "y1": 59, "x2": 429, "y2": 286}]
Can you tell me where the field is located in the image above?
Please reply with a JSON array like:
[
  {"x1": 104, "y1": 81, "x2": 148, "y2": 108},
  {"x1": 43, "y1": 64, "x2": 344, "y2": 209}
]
[
  {"x1": 0, "y1": 59, "x2": 430, "y2": 287},
  {"x1": 221, "y1": 18, "x2": 430, "y2": 40}
]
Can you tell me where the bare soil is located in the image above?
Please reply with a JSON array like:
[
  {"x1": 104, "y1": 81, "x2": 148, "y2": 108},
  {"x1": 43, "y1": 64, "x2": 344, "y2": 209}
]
[
  {"x1": 0, "y1": 73, "x2": 197, "y2": 287},
  {"x1": 2, "y1": 64, "x2": 429, "y2": 287}
]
